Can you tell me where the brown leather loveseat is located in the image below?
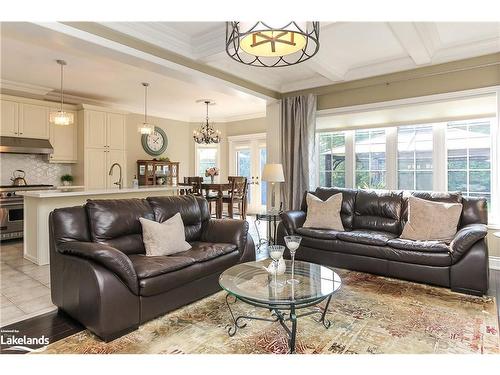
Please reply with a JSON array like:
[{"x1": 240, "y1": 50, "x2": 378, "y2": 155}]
[
  {"x1": 49, "y1": 195, "x2": 255, "y2": 341},
  {"x1": 277, "y1": 188, "x2": 489, "y2": 296}
]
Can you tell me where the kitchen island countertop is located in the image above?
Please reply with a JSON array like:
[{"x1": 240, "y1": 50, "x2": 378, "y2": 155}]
[{"x1": 19, "y1": 185, "x2": 183, "y2": 198}]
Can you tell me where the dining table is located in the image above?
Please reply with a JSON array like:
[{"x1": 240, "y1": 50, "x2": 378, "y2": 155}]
[{"x1": 178, "y1": 181, "x2": 233, "y2": 219}]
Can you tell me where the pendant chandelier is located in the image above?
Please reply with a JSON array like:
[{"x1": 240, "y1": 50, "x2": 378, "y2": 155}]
[
  {"x1": 137, "y1": 82, "x2": 155, "y2": 135},
  {"x1": 193, "y1": 100, "x2": 221, "y2": 144},
  {"x1": 49, "y1": 60, "x2": 74, "y2": 126},
  {"x1": 226, "y1": 22, "x2": 320, "y2": 67}
]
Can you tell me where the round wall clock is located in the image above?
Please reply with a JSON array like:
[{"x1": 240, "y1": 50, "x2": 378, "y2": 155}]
[{"x1": 141, "y1": 127, "x2": 168, "y2": 156}]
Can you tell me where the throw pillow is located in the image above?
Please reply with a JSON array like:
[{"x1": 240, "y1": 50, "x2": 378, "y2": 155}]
[
  {"x1": 303, "y1": 192, "x2": 344, "y2": 231},
  {"x1": 140, "y1": 213, "x2": 191, "y2": 256},
  {"x1": 400, "y1": 196, "x2": 462, "y2": 243}
]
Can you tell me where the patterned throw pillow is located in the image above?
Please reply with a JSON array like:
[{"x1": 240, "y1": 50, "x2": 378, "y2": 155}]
[
  {"x1": 140, "y1": 213, "x2": 191, "y2": 256},
  {"x1": 400, "y1": 196, "x2": 462, "y2": 243},
  {"x1": 303, "y1": 192, "x2": 344, "y2": 231}
]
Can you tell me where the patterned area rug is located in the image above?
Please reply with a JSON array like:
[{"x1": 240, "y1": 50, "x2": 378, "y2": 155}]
[{"x1": 37, "y1": 270, "x2": 499, "y2": 354}]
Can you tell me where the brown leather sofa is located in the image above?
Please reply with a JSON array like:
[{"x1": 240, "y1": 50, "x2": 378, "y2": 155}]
[
  {"x1": 49, "y1": 195, "x2": 255, "y2": 341},
  {"x1": 277, "y1": 188, "x2": 489, "y2": 296}
]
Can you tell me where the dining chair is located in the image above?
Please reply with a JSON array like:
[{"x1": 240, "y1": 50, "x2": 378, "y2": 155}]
[
  {"x1": 183, "y1": 176, "x2": 204, "y2": 196},
  {"x1": 222, "y1": 176, "x2": 248, "y2": 219}
]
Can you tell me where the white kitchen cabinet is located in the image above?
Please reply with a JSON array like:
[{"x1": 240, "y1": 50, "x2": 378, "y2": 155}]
[
  {"x1": 85, "y1": 110, "x2": 107, "y2": 148},
  {"x1": 85, "y1": 148, "x2": 126, "y2": 189},
  {"x1": 106, "y1": 113, "x2": 126, "y2": 150},
  {"x1": 19, "y1": 103, "x2": 50, "y2": 139},
  {"x1": 0, "y1": 100, "x2": 19, "y2": 136},
  {"x1": 77, "y1": 106, "x2": 127, "y2": 189},
  {"x1": 49, "y1": 110, "x2": 77, "y2": 163},
  {"x1": 85, "y1": 148, "x2": 108, "y2": 189}
]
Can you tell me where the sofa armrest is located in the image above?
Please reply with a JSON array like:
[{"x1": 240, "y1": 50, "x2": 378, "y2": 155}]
[
  {"x1": 280, "y1": 210, "x2": 307, "y2": 234},
  {"x1": 57, "y1": 241, "x2": 139, "y2": 294},
  {"x1": 200, "y1": 219, "x2": 252, "y2": 260},
  {"x1": 450, "y1": 224, "x2": 488, "y2": 263}
]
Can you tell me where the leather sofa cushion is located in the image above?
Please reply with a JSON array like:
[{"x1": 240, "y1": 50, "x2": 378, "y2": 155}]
[
  {"x1": 86, "y1": 198, "x2": 154, "y2": 255},
  {"x1": 314, "y1": 187, "x2": 358, "y2": 230},
  {"x1": 387, "y1": 238, "x2": 449, "y2": 253},
  {"x1": 337, "y1": 230, "x2": 397, "y2": 246},
  {"x1": 129, "y1": 254, "x2": 195, "y2": 279},
  {"x1": 138, "y1": 252, "x2": 240, "y2": 296},
  {"x1": 51, "y1": 206, "x2": 91, "y2": 244},
  {"x1": 460, "y1": 197, "x2": 488, "y2": 227},
  {"x1": 296, "y1": 227, "x2": 339, "y2": 240},
  {"x1": 147, "y1": 195, "x2": 209, "y2": 242},
  {"x1": 352, "y1": 190, "x2": 403, "y2": 234},
  {"x1": 383, "y1": 247, "x2": 451, "y2": 266},
  {"x1": 181, "y1": 242, "x2": 237, "y2": 262}
]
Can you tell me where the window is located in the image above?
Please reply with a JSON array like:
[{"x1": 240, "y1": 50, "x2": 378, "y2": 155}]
[
  {"x1": 397, "y1": 125, "x2": 433, "y2": 190},
  {"x1": 318, "y1": 132, "x2": 346, "y2": 187},
  {"x1": 447, "y1": 120, "x2": 492, "y2": 211},
  {"x1": 355, "y1": 129, "x2": 386, "y2": 189},
  {"x1": 196, "y1": 145, "x2": 219, "y2": 182}
]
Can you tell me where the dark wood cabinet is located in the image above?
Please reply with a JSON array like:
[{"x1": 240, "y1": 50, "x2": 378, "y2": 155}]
[{"x1": 137, "y1": 160, "x2": 179, "y2": 186}]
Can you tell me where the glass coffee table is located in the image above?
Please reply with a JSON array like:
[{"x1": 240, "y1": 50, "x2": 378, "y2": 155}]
[{"x1": 219, "y1": 259, "x2": 342, "y2": 353}]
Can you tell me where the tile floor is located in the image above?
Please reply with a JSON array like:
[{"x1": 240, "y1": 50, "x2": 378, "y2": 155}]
[
  {"x1": 1, "y1": 241, "x2": 55, "y2": 327},
  {"x1": 0, "y1": 214, "x2": 270, "y2": 327}
]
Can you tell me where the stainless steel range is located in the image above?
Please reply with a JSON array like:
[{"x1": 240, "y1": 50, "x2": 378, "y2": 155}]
[{"x1": 0, "y1": 185, "x2": 55, "y2": 240}]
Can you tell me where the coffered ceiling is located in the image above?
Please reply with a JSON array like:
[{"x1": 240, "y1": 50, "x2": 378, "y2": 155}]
[
  {"x1": 100, "y1": 22, "x2": 500, "y2": 92},
  {"x1": 1, "y1": 22, "x2": 499, "y2": 122}
]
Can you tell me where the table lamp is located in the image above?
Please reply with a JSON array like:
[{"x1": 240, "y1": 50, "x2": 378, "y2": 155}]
[{"x1": 262, "y1": 163, "x2": 285, "y2": 212}]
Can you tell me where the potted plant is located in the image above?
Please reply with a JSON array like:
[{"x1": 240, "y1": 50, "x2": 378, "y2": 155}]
[{"x1": 60, "y1": 174, "x2": 74, "y2": 186}]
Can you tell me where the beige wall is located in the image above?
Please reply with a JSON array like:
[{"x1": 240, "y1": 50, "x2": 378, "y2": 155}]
[
  {"x1": 225, "y1": 117, "x2": 266, "y2": 136},
  {"x1": 126, "y1": 113, "x2": 192, "y2": 184},
  {"x1": 284, "y1": 53, "x2": 500, "y2": 111}
]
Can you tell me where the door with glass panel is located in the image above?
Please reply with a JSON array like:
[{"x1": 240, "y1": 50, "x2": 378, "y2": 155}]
[{"x1": 229, "y1": 135, "x2": 267, "y2": 214}]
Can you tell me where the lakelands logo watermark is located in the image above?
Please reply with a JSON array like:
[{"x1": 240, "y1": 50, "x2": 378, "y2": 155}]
[{"x1": 1, "y1": 329, "x2": 49, "y2": 353}]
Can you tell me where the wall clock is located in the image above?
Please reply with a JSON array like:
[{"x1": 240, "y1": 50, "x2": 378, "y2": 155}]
[{"x1": 141, "y1": 127, "x2": 168, "y2": 156}]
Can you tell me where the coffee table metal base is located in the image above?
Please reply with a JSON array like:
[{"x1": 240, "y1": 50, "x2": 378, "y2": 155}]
[{"x1": 225, "y1": 293, "x2": 332, "y2": 353}]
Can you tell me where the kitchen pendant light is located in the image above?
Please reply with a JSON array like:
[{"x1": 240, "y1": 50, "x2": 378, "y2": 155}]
[
  {"x1": 50, "y1": 60, "x2": 74, "y2": 126},
  {"x1": 226, "y1": 22, "x2": 320, "y2": 67},
  {"x1": 138, "y1": 82, "x2": 155, "y2": 135},
  {"x1": 193, "y1": 100, "x2": 221, "y2": 144}
]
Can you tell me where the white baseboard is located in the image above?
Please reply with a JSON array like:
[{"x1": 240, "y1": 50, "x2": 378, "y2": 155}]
[{"x1": 489, "y1": 256, "x2": 500, "y2": 270}]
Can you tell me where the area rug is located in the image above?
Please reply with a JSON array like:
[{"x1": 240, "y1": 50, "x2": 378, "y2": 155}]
[{"x1": 36, "y1": 269, "x2": 499, "y2": 354}]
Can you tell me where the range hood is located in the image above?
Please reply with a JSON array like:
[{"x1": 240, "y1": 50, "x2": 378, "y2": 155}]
[{"x1": 0, "y1": 136, "x2": 54, "y2": 155}]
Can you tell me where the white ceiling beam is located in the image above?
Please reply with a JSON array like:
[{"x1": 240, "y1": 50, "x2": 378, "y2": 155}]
[
  {"x1": 306, "y1": 56, "x2": 346, "y2": 83},
  {"x1": 388, "y1": 22, "x2": 433, "y2": 65}
]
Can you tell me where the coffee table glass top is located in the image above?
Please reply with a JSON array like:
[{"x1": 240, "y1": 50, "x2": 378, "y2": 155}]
[{"x1": 219, "y1": 260, "x2": 341, "y2": 305}]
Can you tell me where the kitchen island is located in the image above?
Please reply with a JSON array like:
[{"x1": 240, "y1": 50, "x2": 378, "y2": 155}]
[{"x1": 20, "y1": 186, "x2": 183, "y2": 265}]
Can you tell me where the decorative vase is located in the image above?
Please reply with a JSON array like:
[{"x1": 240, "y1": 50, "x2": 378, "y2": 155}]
[
  {"x1": 62, "y1": 181, "x2": 71, "y2": 186},
  {"x1": 210, "y1": 175, "x2": 215, "y2": 183}
]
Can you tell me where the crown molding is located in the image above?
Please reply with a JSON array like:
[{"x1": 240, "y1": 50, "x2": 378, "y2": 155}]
[{"x1": 0, "y1": 79, "x2": 52, "y2": 96}]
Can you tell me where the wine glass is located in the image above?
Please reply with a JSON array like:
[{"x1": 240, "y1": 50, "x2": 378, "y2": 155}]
[
  {"x1": 268, "y1": 245, "x2": 285, "y2": 288},
  {"x1": 284, "y1": 236, "x2": 302, "y2": 284}
]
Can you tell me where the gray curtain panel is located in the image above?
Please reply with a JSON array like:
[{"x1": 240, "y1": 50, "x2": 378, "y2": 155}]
[{"x1": 280, "y1": 94, "x2": 317, "y2": 210}]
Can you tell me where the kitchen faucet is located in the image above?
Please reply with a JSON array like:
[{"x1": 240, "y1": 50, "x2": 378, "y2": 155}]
[{"x1": 108, "y1": 163, "x2": 123, "y2": 189}]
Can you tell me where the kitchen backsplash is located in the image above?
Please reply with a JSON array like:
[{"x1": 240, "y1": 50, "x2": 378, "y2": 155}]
[{"x1": 0, "y1": 154, "x2": 72, "y2": 186}]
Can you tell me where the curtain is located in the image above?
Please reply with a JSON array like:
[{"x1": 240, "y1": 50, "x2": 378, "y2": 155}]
[{"x1": 280, "y1": 94, "x2": 317, "y2": 210}]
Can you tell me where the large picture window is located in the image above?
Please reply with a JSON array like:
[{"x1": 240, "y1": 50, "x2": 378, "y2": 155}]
[
  {"x1": 355, "y1": 129, "x2": 386, "y2": 189},
  {"x1": 447, "y1": 120, "x2": 492, "y2": 210},
  {"x1": 397, "y1": 125, "x2": 433, "y2": 191},
  {"x1": 318, "y1": 132, "x2": 346, "y2": 187}
]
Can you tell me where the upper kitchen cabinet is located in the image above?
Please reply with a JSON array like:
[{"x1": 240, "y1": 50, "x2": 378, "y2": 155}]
[
  {"x1": 0, "y1": 99, "x2": 19, "y2": 136},
  {"x1": 1, "y1": 98, "x2": 49, "y2": 139},
  {"x1": 49, "y1": 109, "x2": 78, "y2": 163},
  {"x1": 19, "y1": 103, "x2": 50, "y2": 139},
  {"x1": 82, "y1": 107, "x2": 126, "y2": 150}
]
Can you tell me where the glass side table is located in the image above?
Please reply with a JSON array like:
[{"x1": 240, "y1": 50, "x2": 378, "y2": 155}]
[{"x1": 254, "y1": 210, "x2": 282, "y2": 250}]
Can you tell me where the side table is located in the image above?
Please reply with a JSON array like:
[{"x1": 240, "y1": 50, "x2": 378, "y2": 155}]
[{"x1": 254, "y1": 210, "x2": 282, "y2": 250}]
